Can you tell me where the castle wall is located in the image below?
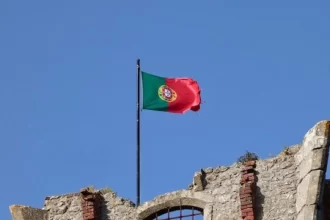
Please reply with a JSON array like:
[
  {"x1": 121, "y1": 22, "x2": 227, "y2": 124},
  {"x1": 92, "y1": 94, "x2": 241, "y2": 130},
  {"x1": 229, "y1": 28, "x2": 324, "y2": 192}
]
[
  {"x1": 44, "y1": 193, "x2": 82, "y2": 220},
  {"x1": 201, "y1": 164, "x2": 242, "y2": 220},
  {"x1": 255, "y1": 149, "x2": 298, "y2": 220},
  {"x1": 137, "y1": 147, "x2": 299, "y2": 220},
  {"x1": 9, "y1": 120, "x2": 330, "y2": 220},
  {"x1": 9, "y1": 205, "x2": 48, "y2": 220},
  {"x1": 101, "y1": 191, "x2": 136, "y2": 220},
  {"x1": 42, "y1": 188, "x2": 137, "y2": 220},
  {"x1": 295, "y1": 120, "x2": 330, "y2": 220}
]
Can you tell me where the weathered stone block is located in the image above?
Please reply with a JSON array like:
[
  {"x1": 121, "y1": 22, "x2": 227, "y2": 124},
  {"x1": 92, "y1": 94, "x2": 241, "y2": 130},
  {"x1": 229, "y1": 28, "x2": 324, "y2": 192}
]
[
  {"x1": 296, "y1": 170, "x2": 324, "y2": 213},
  {"x1": 297, "y1": 147, "x2": 327, "y2": 181},
  {"x1": 193, "y1": 171, "x2": 205, "y2": 192},
  {"x1": 10, "y1": 205, "x2": 48, "y2": 220},
  {"x1": 295, "y1": 120, "x2": 330, "y2": 166},
  {"x1": 203, "y1": 204, "x2": 213, "y2": 220},
  {"x1": 296, "y1": 205, "x2": 318, "y2": 220},
  {"x1": 44, "y1": 193, "x2": 82, "y2": 220}
]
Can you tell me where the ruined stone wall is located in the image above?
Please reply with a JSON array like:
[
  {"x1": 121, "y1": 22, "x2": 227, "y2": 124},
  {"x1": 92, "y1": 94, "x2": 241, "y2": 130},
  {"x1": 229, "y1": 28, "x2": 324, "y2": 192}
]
[
  {"x1": 294, "y1": 120, "x2": 330, "y2": 220},
  {"x1": 101, "y1": 191, "x2": 136, "y2": 220},
  {"x1": 42, "y1": 188, "x2": 137, "y2": 220},
  {"x1": 44, "y1": 193, "x2": 82, "y2": 220},
  {"x1": 201, "y1": 164, "x2": 242, "y2": 219},
  {"x1": 136, "y1": 121, "x2": 329, "y2": 220},
  {"x1": 255, "y1": 146, "x2": 299, "y2": 220},
  {"x1": 174, "y1": 146, "x2": 299, "y2": 220},
  {"x1": 9, "y1": 205, "x2": 48, "y2": 220},
  {"x1": 33, "y1": 150, "x2": 301, "y2": 220},
  {"x1": 9, "y1": 120, "x2": 330, "y2": 220},
  {"x1": 137, "y1": 145, "x2": 300, "y2": 220}
]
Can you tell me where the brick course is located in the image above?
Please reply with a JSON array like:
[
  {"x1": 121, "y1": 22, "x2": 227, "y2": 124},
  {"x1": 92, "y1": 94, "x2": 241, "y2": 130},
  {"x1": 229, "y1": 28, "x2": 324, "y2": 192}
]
[
  {"x1": 80, "y1": 187, "x2": 102, "y2": 220},
  {"x1": 239, "y1": 160, "x2": 256, "y2": 220}
]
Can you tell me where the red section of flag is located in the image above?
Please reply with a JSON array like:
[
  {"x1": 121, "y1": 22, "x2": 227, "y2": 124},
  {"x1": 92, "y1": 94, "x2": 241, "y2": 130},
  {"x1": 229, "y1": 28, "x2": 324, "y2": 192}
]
[{"x1": 165, "y1": 77, "x2": 201, "y2": 113}]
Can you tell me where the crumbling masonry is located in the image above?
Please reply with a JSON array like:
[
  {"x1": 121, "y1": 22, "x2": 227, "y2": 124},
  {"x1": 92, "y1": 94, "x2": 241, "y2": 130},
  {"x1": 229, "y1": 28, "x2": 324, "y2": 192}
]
[{"x1": 9, "y1": 120, "x2": 330, "y2": 220}]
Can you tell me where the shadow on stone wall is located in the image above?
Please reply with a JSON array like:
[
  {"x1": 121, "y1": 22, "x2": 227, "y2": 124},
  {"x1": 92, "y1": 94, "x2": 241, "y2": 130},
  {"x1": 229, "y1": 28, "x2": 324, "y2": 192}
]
[
  {"x1": 100, "y1": 195, "x2": 110, "y2": 220},
  {"x1": 255, "y1": 171, "x2": 265, "y2": 220},
  {"x1": 100, "y1": 191, "x2": 137, "y2": 220}
]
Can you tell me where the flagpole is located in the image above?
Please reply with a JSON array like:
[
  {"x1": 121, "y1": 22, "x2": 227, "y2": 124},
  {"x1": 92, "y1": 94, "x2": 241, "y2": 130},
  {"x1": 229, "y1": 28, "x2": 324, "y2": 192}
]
[{"x1": 136, "y1": 58, "x2": 141, "y2": 206}]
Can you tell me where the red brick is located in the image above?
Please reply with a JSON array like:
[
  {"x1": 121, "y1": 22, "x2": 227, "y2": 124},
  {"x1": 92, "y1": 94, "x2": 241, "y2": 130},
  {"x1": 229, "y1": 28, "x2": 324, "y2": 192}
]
[
  {"x1": 245, "y1": 182, "x2": 255, "y2": 187},
  {"x1": 240, "y1": 163, "x2": 256, "y2": 220},
  {"x1": 240, "y1": 195, "x2": 252, "y2": 200},
  {"x1": 244, "y1": 189, "x2": 252, "y2": 194},
  {"x1": 243, "y1": 208, "x2": 253, "y2": 212},
  {"x1": 81, "y1": 191, "x2": 101, "y2": 220},
  {"x1": 240, "y1": 197, "x2": 248, "y2": 202},
  {"x1": 239, "y1": 188, "x2": 252, "y2": 194},
  {"x1": 247, "y1": 211, "x2": 254, "y2": 216},
  {"x1": 242, "y1": 185, "x2": 252, "y2": 190},
  {"x1": 244, "y1": 183, "x2": 256, "y2": 189},
  {"x1": 241, "y1": 200, "x2": 253, "y2": 205},
  {"x1": 240, "y1": 189, "x2": 252, "y2": 194},
  {"x1": 240, "y1": 198, "x2": 252, "y2": 203},
  {"x1": 239, "y1": 193, "x2": 252, "y2": 198},
  {"x1": 241, "y1": 204, "x2": 253, "y2": 210},
  {"x1": 241, "y1": 210, "x2": 253, "y2": 216}
]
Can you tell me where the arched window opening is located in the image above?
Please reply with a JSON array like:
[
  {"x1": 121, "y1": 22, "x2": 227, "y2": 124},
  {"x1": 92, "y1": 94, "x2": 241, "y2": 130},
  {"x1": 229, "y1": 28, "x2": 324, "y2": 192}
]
[{"x1": 145, "y1": 206, "x2": 203, "y2": 220}]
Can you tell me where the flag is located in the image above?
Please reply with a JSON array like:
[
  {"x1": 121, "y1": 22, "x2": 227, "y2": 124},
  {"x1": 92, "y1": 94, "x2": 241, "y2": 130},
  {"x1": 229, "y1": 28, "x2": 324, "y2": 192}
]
[{"x1": 141, "y1": 71, "x2": 201, "y2": 113}]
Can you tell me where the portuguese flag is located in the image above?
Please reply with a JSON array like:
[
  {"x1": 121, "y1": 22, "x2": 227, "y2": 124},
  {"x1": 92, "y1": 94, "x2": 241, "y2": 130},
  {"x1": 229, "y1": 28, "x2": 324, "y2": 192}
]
[{"x1": 141, "y1": 71, "x2": 201, "y2": 113}]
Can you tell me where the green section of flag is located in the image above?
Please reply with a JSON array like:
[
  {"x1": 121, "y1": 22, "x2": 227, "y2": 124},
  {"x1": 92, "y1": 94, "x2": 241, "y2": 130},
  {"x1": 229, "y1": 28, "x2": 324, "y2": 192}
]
[{"x1": 141, "y1": 71, "x2": 168, "y2": 111}]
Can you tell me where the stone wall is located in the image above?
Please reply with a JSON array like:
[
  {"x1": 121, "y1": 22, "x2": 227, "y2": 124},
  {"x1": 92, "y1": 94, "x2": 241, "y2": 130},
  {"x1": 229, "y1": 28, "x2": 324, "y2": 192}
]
[
  {"x1": 255, "y1": 146, "x2": 299, "y2": 220},
  {"x1": 200, "y1": 164, "x2": 242, "y2": 220},
  {"x1": 44, "y1": 192, "x2": 82, "y2": 220},
  {"x1": 9, "y1": 205, "x2": 48, "y2": 220},
  {"x1": 9, "y1": 120, "x2": 330, "y2": 220},
  {"x1": 137, "y1": 145, "x2": 299, "y2": 220},
  {"x1": 294, "y1": 120, "x2": 330, "y2": 220},
  {"x1": 42, "y1": 188, "x2": 136, "y2": 220},
  {"x1": 101, "y1": 190, "x2": 136, "y2": 220},
  {"x1": 136, "y1": 121, "x2": 329, "y2": 220}
]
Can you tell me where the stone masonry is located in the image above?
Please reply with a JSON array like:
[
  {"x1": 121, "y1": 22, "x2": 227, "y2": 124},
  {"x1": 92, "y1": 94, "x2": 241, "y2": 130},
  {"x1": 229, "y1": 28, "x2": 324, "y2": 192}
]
[
  {"x1": 44, "y1": 192, "x2": 82, "y2": 220},
  {"x1": 9, "y1": 120, "x2": 330, "y2": 220}
]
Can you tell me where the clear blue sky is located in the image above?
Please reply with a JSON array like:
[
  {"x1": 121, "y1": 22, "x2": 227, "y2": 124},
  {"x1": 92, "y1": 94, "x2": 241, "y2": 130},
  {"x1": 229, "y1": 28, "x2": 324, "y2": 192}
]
[{"x1": 1, "y1": 1, "x2": 330, "y2": 219}]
